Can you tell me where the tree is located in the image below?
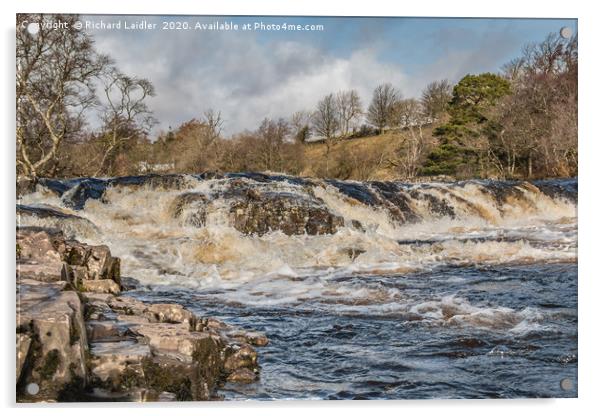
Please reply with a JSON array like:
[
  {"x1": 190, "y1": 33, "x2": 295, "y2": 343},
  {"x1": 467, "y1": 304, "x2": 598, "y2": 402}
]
[
  {"x1": 201, "y1": 109, "x2": 224, "y2": 144},
  {"x1": 366, "y1": 83, "x2": 400, "y2": 132},
  {"x1": 290, "y1": 110, "x2": 312, "y2": 144},
  {"x1": 335, "y1": 89, "x2": 363, "y2": 136},
  {"x1": 256, "y1": 118, "x2": 290, "y2": 171},
  {"x1": 95, "y1": 69, "x2": 156, "y2": 176},
  {"x1": 389, "y1": 99, "x2": 430, "y2": 178},
  {"x1": 495, "y1": 32, "x2": 577, "y2": 178},
  {"x1": 16, "y1": 14, "x2": 109, "y2": 178},
  {"x1": 421, "y1": 79, "x2": 452, "y2": 121},
  {"x1": 312, "y1": 93, "x2": 340, "y2": 175},
  {"x1": 422, "y1": 73, "x2": 511, "y2": 177},
  {"x1": 393, "y1": 98, "x2": 423, "y2": 129}
]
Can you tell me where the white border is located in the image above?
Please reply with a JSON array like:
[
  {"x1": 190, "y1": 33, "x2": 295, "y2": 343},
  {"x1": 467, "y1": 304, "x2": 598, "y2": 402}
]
[{"x1": 2, "y1": 1, "x2": 600, "y2": 415}]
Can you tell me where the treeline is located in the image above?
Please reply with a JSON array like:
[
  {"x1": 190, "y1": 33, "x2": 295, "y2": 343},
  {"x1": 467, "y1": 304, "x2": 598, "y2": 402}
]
[{"x1": 17, "y1": 14, "x2": 577, "y2": 181}]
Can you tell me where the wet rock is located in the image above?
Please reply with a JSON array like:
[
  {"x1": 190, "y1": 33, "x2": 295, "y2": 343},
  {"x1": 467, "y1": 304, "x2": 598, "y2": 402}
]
[
  {"x1": 81, "y1": 279, "x2": 121, "y2": 295},
  {"x1": 226, "y1": 368, "x2": 257, "y2": 384},
  {"x1": 17, "y1": 204, "x2": 99, "y2": 239},
  {"x1": 224, "y1": 329, "x2": 269, "y2": 347},
  {"x1": 224, "y1": 344, "x2": 258, "y2": 371},
  {"x1": 120, "y1": 276, "x2": 141, "y2": 291},
  {"x1": 171, "y1": 179, "x2": 344, "y2": 236},
  {"x1": 229, "y1": 190, "x2": 344, "y2": 236},
  {"x1": 130, "y1": 323, "x2": 221, "y2": 363},
  {"x1": 170, "y1": 192, "x2": 208, "y2": 227},
  {"x1": 339, "y1": 247, "x2": 367, "y2": 261}
]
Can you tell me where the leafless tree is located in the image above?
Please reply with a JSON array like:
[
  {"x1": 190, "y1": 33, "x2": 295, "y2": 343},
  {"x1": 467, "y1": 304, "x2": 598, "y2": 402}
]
[
  {"x1": 312, "y1": 94, "x2": 340, "y2": 174},
  {"x1": 335, "y1": 89, "x2": 363, "y2": 136},
  {"x1": 201, "y1": 109, "x2": 224, "y2": 144},
  {"x1": 95, "y1": 69, "x2": 156, "y2": 176},
  {"x1": 493, "y1": 32, "x2": 578, "y2": 178},
  {"x1": 393, "y1": 98, "x2": 423, "y2": 129},
  {"x1": 16, "y1": 14, "x2": 109, "y2": 178},
  {"x1": 389, "y1": 99, "x2": 430, "y2": 178},
  {"x1": 420, "y1": 80, "x2": 452, "y2": 121},
  {"x1": 367, "y1": 83, "x2": 401, "y2": 132},
  {"x1": 256, "y1": 118, "x2": 290, "y2": 171},
  {"x1": 290, "y1": 110, "x2": 312, "y2": 143}
]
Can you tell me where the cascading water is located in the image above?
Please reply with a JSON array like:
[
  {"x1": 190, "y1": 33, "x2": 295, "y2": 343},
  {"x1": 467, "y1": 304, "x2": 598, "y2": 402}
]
[{"x1": 17, "y1": 173, "x2": 578, "y2": 399}]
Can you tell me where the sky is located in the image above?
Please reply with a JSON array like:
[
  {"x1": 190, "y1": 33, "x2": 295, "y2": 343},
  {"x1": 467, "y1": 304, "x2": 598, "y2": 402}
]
[{"x1": 80, "y1": 15, "x2": 577, "y2": 136}]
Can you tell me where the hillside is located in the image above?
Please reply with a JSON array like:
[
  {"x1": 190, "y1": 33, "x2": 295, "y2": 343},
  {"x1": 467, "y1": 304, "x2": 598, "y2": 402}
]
[{"x1": 300, "y1": 126, "x2": 437, "y2": 181}]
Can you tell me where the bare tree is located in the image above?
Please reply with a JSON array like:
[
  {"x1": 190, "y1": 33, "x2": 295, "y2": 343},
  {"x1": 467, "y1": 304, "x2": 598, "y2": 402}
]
[
  {"x1": 290, "y1": 110, "x2": 312, "y2": 144},
  {"x1": 256, "y1": 118, "x2": 290, "y2": 172},
  {"x1": 493, "y1": 32, "x2": 578, "y2": 178},
  {"x1": 312, "y1": 94, "x2": 340, "y2": 175},
  {"x1": 366, "y1": 83, "x2": 401, "y2": 132},
  {"x1": 389, "y1": 99, "x2": 430, "y2": 178},
  {"x1": 95, "y1": 69, "x2": 156, "y2": 176},
  {"x1": 201, "y1": 109, "x2": 224, "y2": 144},
  {"x1": 335, "y1": 89, "x2": 363, "y2": 137},
  {"x1": 420, "y1": 79, "x2": 452, "y2": 121},
  {"x1": 393, "y1": 98, "x2": 423, "y2": 128},
  {"x1": 16, "y1": 14, "x2": 109, "y2": 178}
]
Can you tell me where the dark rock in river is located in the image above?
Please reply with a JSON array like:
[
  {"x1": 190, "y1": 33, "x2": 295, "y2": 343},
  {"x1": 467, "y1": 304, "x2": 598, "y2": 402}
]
[
  {"x1": 171, "y1": 180, "x2": 345, "y2": 236},
  {"x1": 228, "y1": 190, "x2": 344, "y2": 236}
]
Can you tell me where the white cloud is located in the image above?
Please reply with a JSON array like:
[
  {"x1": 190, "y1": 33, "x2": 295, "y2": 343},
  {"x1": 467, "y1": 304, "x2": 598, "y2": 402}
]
[{"x1": 92, "y1": 29, "x2": 410, "y2": 135}]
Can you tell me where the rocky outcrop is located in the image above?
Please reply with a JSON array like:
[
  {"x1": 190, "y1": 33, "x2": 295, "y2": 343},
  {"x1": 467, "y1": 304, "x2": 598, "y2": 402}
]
[
  {"x1": 172, "y1": 179, "x2": 344, "y2": 236},
  {"x1": 17, "y1": 227, "x2": 120, "y2": 287},
  {"x1": 16, "y1": 279, "x2": 89, "y2": 401},
  {"x1": 228, "y1": 189, "x2": 344, "y2": 236},
  {"x1": 16, "y1": 226, "x2": 267, "y2": 402}
]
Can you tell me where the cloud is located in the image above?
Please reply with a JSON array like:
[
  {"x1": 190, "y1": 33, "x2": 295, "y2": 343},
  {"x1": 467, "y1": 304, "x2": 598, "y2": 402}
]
[
  {"x1": 92, "y1": 21, "x2": 410, "y2": 135},
  {"x1": 88, "y1": 17, "x2": 536, "y2": 136}
]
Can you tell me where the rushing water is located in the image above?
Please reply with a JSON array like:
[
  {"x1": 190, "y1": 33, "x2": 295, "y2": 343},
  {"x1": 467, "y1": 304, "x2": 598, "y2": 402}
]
[{"x1": 17, "y1": 173, "x2": 578, "y2": 399}]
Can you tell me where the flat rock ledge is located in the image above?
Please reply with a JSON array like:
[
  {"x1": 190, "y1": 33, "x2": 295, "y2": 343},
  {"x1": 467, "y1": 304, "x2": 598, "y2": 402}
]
[{"x1": 16, "y1": 226, "x2": 267, "y2": 402}]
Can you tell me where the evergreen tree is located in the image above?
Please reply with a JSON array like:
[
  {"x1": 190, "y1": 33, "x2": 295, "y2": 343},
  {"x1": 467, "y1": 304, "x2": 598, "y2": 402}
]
[{"x1": 421, "y1": 73, "x2": 511, "y2": 177}]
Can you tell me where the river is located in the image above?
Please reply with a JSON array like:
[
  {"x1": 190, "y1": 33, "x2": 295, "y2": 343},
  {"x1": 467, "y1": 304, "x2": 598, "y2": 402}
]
[{"x1": 17, "y1": 173, "x2": 578, "y2": 399}]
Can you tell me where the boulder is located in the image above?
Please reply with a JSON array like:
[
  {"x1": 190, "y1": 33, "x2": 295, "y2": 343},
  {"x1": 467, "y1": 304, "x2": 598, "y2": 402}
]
[
  {"x1": 226, "y1": 368, "x2": 258, "y2": 384},
  {"x1": 146, "y1": 303, "x2": 196, "y2": 327},
  {"x1": 171, "y1": 180, "x2": 344, "y2": 236},
  {"x1": 16, "y1": 280, "x2": 88, "y2": 401},
  {"x1": 224, "y1": 343, "x2": 258, "y2": 371},
  {"x1": 228, "y1": 190, "x2": 344, "y2": 236},
  {"x1": 129, "y1": 322, "x2": 221, "y2": 363},
  {"x1": 16, "y1": 227, "x2": 65, "y2": 282},
  {"x1": 16, "y1": 227, "x2": 121, "y2": 286}
]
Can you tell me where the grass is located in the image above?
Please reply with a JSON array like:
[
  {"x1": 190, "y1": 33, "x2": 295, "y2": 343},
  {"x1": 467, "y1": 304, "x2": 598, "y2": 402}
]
[{"x1": 300, "y1": 127, "x2": 436, "y2": 181}]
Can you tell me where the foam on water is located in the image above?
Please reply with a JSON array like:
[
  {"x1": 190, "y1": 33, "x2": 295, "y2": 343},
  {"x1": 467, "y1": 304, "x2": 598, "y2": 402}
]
[{"x1": 18, "y1": 175, "x2": 577, "y2": 328}]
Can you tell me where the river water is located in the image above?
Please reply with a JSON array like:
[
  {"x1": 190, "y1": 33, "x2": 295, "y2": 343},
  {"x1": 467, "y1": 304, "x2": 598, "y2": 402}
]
[{"x1": 17, "y1": 174, "x2": 578, "y2": 399}]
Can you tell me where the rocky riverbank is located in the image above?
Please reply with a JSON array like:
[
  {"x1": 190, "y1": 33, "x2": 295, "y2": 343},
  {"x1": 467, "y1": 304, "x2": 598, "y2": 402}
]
[{"x1": 16, "y1": 226, "x2": 267, "y2": 402}]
